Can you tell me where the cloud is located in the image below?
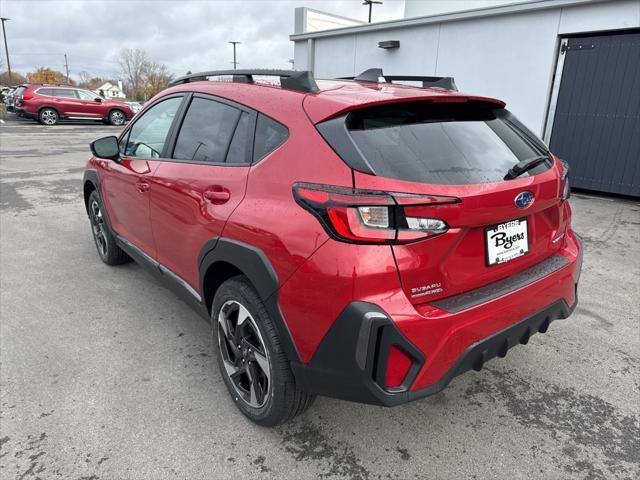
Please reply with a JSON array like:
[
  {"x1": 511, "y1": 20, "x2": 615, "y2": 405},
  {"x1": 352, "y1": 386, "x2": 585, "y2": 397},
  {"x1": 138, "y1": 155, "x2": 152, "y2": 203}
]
[{"x1": 1, "y1": 0, "x2": 404, "y2": 80}]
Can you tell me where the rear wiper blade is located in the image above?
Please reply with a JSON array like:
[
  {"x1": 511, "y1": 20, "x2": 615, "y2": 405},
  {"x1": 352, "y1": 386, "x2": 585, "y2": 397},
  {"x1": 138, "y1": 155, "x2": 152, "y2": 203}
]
[{"x1": 504, "y1": 155, "x2": 549, "y2": 180}]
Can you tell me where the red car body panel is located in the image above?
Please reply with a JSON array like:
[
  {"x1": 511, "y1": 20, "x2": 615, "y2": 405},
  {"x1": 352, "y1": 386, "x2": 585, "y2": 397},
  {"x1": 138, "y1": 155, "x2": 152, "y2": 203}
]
[
  {"x1": 84, "y1": 76, "x2": 582, "y2": 406},
  {"x1": 354, "y1": 159, "x2": 569, "y2": 305},
  {"x1": 100, "y1": 157, "x2": 159, "y2": 257},
  {"x1": 149, "y1": 161, "x2": 251, "y2": 289}
]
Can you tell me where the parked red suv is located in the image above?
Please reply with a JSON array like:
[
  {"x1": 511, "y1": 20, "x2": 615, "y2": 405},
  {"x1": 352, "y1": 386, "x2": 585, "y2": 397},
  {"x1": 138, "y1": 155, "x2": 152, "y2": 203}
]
[
  {"x1": 17, "y1": 83, "x2": 134, "y2": 125},
  {"x1": 83, "y1": 69, "x2": 582, "y2": 426}
]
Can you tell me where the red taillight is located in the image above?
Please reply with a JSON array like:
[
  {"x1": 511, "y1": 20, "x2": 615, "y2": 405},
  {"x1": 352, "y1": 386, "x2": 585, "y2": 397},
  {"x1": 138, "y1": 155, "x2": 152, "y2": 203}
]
[
  {"x1": 22, "y1": 92, "x2": 33, "y2": 101},
  {"x1": 558, "y1": 158, "x2": 570, "y2": 202},
  {"x1": 293, "y1": 182, "x2": 458, "y2": 245},
  {"x1": 385, "y1": 345, "x2": 413, "y2": 388}
]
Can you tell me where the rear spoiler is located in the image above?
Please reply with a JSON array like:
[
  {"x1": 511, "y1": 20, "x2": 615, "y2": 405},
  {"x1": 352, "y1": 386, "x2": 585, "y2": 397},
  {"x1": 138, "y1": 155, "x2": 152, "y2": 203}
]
[{"x1": 339, "y1": 68, "x2": 458, "y2": 91}]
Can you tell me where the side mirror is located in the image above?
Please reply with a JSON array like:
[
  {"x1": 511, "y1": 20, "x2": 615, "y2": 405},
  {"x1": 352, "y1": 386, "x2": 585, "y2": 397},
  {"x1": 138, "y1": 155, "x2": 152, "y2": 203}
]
[
  {"x1": 94, "y1": 97, "x2": 103, "y2": 102},
  {"x1": 90, "y1": 136, "x2": 120, "y2": 161}
]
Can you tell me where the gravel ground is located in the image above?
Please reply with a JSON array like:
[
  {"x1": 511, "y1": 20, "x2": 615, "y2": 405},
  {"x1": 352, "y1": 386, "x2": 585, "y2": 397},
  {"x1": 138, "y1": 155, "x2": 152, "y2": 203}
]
[{"x1": 1, "y1": 117, "x2": 639, "y2": 480}]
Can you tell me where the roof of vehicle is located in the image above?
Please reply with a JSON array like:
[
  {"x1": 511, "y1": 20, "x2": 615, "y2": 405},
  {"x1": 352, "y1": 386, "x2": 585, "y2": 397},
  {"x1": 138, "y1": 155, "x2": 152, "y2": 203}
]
[
  {"x1": 26, "y1": 83, "x2": 75, "y2": 87},
  {"x1": 162, "y1": 77, "x2": 505, "y2": 124}
]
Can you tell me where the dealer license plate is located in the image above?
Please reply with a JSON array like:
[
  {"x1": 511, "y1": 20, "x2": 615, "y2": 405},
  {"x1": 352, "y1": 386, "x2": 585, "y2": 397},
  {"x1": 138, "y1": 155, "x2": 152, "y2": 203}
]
[{"x1": 485, "y1": 218, "x2": 529, "y2": 266}]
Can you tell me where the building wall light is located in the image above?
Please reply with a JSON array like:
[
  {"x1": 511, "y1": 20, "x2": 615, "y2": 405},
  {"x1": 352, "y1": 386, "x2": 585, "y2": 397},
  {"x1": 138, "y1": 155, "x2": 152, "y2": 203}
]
[{"x1": 378, "y1": 40, "x2": 400, "y2": 49}]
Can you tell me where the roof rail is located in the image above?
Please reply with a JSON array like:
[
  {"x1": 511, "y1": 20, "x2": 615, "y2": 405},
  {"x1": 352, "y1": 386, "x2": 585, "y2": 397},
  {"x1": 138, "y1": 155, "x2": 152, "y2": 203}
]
[
  {"x1": 168, "y1": 69, "x2": 320, "y2": 93},
  {"x1": 29, "y1": 82, "x2": 74, "y2": 87},
  {"x1": 342, "y1": 68, "x2": 458, "y2": 91}
]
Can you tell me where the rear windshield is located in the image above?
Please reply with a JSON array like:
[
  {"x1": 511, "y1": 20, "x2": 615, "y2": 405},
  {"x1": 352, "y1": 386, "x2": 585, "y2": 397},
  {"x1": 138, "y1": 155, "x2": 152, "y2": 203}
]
[{"x1": 345, "y1": 101, "x2": 550, "y2": 185}]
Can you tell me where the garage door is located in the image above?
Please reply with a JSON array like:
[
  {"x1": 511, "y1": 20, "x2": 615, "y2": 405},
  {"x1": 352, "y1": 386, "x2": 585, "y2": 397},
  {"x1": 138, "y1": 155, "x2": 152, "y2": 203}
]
[{"x1": 547, "y1": 30, "x2": 639, "y2": 197}]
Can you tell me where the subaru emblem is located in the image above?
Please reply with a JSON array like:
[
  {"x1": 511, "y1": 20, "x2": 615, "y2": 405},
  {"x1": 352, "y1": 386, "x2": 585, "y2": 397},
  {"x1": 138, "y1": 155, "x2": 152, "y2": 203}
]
[{"x1": 515, "y1": 191, "x2": 534, "y2": 209}]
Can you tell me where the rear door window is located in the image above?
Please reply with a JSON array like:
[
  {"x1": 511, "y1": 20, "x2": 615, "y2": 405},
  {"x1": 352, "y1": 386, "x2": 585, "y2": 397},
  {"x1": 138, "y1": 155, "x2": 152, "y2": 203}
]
[
  {"x1": 225, "y1": 112, "x2": 252, "y2": 164},
  {"x1": 51, "y1": 88, "x2": 78, "y2": 98},
  {"x1": 345, "y1": 102, "x2": 550, "y2": 185},
  {"x1": 173, "y1": 97, "x2": 242, "y2": 164}
]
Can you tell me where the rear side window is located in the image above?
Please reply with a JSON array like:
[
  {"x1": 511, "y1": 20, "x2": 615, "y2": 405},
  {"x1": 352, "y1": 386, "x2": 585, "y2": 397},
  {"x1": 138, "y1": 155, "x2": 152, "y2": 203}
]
[
  {"x1": 37, "y1": 88, "x2": 53, "y2": 96},
  {"x1": 342, "y1": 102, "x2": 550, "y2": 185},
  {"x1": 51, "y1": 88, "x2": 77, "y2": 98},
  {"x1": 253, "y1": 114, "x2": 288, "y2": 162},
  {"x1": 173, "y1": 97, "x2": 241, "y2": 164}
]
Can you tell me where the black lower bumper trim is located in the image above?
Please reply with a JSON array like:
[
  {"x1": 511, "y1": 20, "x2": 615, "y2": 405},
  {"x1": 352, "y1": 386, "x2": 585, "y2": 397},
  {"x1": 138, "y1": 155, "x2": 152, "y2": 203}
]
[
  {"x1": 431, "y1": 254, "x2": 569, "y2": 313},
  {"x1": 292, "y1": 298, "x2": 576, "y2": 407}
]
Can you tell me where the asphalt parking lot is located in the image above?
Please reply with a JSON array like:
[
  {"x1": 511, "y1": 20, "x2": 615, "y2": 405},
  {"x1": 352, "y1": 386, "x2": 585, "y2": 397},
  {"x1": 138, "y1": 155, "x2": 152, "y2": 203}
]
[{"x1": 1, "y1": 117, "x2": 639, "y2": 480}]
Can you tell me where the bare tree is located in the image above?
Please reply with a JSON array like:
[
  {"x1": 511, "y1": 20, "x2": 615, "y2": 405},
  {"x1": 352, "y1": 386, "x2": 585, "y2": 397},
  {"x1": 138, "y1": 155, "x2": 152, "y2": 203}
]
[
  {"x1": 77, "y1": 70, "x2": 92, "y2": 88},
  {"x1": 117, "y1": 48, "x2": 150, "y2": 100}
]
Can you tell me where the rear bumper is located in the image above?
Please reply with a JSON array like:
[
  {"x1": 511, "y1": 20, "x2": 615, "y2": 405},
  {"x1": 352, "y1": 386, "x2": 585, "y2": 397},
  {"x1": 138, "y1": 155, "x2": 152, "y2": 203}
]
[{"x1": 292, "y1": 231, "x2": 583, "y2": 406}]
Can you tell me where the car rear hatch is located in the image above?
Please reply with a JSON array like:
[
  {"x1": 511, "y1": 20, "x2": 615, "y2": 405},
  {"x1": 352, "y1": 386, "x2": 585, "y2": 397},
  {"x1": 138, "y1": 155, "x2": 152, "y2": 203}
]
[{"x1": 315, "y1": 98, "x2": 570, "y2": 306}]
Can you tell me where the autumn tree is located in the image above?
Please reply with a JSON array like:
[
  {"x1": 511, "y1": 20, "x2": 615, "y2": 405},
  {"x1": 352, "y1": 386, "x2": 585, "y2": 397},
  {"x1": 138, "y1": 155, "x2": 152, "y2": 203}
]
[
  {"x1": 144, "y1": 62, "x2": 174, "y2": 99},
  {"x1": 27, "y1": 67, "x2": 74, "y2": 85},
  {"x1": 0, "y1": 71, "x2": 27, "y2": 86}
]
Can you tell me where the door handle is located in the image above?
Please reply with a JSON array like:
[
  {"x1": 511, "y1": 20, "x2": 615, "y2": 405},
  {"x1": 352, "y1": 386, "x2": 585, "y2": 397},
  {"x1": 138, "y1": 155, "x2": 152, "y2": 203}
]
[
  {"x1": 203, "y1": 187, "x2": 230, "y2": 204},
  {"x1": 136, "y1": 180, "x2": 150, "y2": 193}
]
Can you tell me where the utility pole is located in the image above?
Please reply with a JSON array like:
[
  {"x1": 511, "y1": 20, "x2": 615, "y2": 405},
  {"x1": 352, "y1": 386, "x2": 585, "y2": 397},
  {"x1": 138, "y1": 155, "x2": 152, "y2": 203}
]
[
  {"x1": 362, "y1": 0, "x2": 382, "y2": 23},
  {"x1": 228, "y1": 41, "x2": 240, "y2": 70},
  {"x1": 64, "y1": 53, "x2": 69, "y2": 84},
  {"x1": 0, "y1": 17, "x2": 12, "y2": 84}
]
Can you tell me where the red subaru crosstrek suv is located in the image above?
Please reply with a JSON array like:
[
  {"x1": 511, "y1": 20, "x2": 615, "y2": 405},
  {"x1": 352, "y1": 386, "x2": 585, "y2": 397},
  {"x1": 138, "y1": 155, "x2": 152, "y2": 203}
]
[
  {"x1": 83, "y1": 69, "x2": 582, "y2": 426},
  {"x1": 17, "y1": 83, "x2": 134, "y2": 126}
]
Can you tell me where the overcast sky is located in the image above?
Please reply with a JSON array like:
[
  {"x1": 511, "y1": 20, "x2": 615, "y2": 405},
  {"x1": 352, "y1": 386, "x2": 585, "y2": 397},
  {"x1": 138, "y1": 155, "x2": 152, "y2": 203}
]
[{"x1": 1, "y1": 0, "x2": 405, "y2": 81}]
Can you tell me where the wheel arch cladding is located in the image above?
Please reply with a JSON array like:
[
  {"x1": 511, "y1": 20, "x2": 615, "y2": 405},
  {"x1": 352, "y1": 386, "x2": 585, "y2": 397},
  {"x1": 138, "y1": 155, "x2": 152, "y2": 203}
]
[
  {"x1": 199, "y1": 238, "x2": 301, "y2": 363},
  {"x1": 82, "y1": 170, "x2": 100, "y2": 214},
  {"x1": 39, "y1": 105, "x2": 59, "y2": 116}
]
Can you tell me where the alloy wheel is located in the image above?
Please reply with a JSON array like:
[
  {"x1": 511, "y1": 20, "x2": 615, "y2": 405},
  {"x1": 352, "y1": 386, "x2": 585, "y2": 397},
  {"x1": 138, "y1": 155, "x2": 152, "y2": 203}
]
[
  {"x1": 41, "y1": 110, "x2": 57, "y2": 125},
  {"x1": 110, "y1": 111, "x2": 125, "y2": 125},
  {"x1": 90, "y1": 200, "x2": 108, "y2": 257},
  {"x1": 217, "y1": 300, "x2": 271, "y2": 408}
]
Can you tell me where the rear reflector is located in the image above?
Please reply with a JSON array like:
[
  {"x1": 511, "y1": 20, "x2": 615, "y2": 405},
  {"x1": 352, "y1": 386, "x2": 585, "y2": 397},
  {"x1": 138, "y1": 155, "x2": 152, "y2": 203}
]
[{"x1": 385, "y1": 345, "x2": 413, "y2": 388}]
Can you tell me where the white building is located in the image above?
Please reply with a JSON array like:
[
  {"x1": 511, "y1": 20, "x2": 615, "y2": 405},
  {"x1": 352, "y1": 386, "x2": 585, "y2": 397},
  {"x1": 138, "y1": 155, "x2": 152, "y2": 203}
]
[
  {"x1": 291, "y1": 0, "x2": 640, "y2": 196},
  {"x1": 93, "y1": 81, "x2": 126, "y2": 99}
]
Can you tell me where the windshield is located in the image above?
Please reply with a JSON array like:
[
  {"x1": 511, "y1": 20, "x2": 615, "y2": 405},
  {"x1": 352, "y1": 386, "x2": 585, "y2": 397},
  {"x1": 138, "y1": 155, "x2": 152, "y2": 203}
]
[{"x1": 346, "y1": 102, "x2": 551, "y2": 185}]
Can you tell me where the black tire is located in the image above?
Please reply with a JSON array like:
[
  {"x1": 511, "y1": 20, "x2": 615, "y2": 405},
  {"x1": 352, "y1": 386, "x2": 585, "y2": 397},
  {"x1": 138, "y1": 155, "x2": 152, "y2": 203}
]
[
  {"x1": 39, "y1": 108, "x2": 58, "y2": 125},
  {"x1": 87, "y1": 191, "x2": 131, "y2": 265},
  {"x1": 212, "y1": 276, "x2": 315, "y2": 426},
  {"x1": 108, "y1": 109, "x2": 126, "y2": 126}
]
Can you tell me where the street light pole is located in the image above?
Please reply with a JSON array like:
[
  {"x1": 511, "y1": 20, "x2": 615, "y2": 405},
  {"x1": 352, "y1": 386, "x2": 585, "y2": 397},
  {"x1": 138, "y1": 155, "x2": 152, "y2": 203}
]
[
  {"x1": 362, "y1": 0, "x2": 382, "y2": 23},
  {"x1": 64, "y1": 53, "x2": 70, "y2": 84},
  {"x1": 228, "y1": 41, "x2": 240, "y2": 70},
  {"x1": 0, "y1": 17, "x2": 12, "y2": 84}
]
